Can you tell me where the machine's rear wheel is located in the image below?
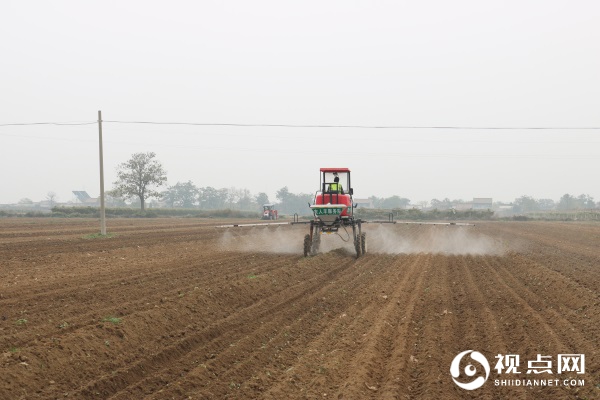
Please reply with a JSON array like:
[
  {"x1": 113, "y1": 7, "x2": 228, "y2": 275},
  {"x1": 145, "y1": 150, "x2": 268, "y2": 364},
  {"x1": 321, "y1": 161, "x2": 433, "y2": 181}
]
[
  {"x1": 360, "y1": 232, "x2": 367, "y2": 254},
  {"x1": 303, "y1": 234, "x2": 311, "y2": 257}
]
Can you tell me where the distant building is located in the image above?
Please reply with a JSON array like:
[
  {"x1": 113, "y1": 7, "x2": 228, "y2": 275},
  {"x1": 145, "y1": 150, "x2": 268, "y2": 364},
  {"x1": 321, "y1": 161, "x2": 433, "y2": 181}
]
[
  {"x1": 354, "y1": 198, "x2": 374, "y2": 209},
  {"x1": 72, "y1": 191, "x2": 99, "y2": 206},
  {"x1": 472, "y1": 198, "x2": 493, "y2": 210}
]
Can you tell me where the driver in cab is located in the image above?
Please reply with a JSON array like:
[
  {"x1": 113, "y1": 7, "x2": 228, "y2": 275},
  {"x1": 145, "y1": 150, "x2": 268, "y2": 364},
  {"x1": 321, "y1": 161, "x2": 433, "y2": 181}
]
[{"x1": 329, "y1": 176, "x2": 344, "y2": 193}]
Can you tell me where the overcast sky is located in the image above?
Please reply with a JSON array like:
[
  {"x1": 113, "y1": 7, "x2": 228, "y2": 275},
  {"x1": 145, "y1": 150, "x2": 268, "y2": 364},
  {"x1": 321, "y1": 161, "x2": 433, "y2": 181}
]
[{"x1": 1, "y1": 1, "x2": 599, "y2": 205}]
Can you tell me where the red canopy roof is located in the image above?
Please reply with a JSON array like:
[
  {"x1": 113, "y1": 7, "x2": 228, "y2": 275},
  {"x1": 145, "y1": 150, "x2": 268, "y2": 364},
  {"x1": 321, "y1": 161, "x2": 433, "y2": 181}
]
[{"x1": 320, "y1": 168, "x2": 350, "y2": 173}]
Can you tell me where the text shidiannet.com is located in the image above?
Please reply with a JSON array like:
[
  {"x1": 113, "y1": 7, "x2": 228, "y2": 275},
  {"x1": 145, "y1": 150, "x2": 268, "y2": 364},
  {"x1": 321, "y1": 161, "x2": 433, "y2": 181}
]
[{"x1": 494, "y1": 378, "x2": 585, "y2": 387}]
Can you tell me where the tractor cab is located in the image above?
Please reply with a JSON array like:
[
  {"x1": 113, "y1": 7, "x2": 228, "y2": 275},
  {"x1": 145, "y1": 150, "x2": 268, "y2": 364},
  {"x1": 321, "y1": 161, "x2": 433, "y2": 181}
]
[{"x1": 314, "y1": 168, "x2": 354, "y2": 218}]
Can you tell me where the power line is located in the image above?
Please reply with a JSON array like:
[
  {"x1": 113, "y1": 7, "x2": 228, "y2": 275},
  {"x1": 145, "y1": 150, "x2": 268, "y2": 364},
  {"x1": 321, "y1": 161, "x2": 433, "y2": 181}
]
[
  {"x1": 0, "y1": 122, "x2": 96, "y2": 126},
  {"x1": 2, "y1": 120, "x2": 600, "y2": 130},
  {"x1": 104, "y1": 121, "x2": 600, "y2": 130}
]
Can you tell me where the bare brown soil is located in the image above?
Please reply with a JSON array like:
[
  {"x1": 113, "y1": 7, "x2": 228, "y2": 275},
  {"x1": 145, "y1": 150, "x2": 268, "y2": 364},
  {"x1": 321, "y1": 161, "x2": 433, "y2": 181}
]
[{"x1": 0, "y1": 218, "x2": 598, "y2": 399}]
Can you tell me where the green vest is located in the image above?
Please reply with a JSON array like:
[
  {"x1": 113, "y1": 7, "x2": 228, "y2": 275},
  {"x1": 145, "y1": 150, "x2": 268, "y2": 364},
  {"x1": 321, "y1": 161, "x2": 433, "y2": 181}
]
[{"x1": 330, "y1": 183, "x2": 342, "y2": 192}]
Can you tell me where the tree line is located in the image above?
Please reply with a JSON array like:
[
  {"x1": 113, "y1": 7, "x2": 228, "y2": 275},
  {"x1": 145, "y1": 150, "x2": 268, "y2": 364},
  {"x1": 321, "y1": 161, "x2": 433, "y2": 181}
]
[
  {"x1": 511, "y1": 194, "x2": 596, "y2": 213},
  {"x1": 108, "y1": 152, "x2": 312, "y2": 213}
]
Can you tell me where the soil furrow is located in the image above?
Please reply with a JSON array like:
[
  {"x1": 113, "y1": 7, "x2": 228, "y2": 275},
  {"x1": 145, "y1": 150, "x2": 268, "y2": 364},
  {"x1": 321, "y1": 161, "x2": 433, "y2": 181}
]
[
  {"x1": 326, "y1": 254, "x2": 428, "y2": 399},
  {"x1": 68, "y1": 254, "x2": 356, "y2": 399}
]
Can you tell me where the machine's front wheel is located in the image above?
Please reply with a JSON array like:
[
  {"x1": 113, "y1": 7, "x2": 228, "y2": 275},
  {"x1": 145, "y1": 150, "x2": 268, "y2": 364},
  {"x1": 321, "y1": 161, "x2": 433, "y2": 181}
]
[
  {"x1": 303, "y1": 234, "x2": 311, "y2": 257},
  {"x1": 360, "y1": 232, "x2": 367, "y2": 254}
]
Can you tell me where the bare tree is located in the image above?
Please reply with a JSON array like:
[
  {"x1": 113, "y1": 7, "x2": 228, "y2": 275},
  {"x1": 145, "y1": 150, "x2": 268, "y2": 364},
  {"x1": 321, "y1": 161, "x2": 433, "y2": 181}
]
[
  {"x1": 46, "y1": 191, "x2": 58, "y2": 207},
  {"x1": 111, "y1": 152, "x2": 167, "y2": 211}
]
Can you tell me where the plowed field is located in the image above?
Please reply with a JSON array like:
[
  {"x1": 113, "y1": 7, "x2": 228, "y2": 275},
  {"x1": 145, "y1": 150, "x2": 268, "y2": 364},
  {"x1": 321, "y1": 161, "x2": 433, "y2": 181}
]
[{"x1": 0, "y1": 219, "x2": 598, "y2": 399}]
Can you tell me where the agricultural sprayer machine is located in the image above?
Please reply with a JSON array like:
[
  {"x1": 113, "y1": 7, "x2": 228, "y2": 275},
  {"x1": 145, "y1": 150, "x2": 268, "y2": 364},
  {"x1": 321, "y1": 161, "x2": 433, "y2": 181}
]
[
  {"x1": 217, "y1": 167, "x2": 473, "y2": 258},
  {"x1": 300, "y1": 168, "x2": 366, "y2": 257}
]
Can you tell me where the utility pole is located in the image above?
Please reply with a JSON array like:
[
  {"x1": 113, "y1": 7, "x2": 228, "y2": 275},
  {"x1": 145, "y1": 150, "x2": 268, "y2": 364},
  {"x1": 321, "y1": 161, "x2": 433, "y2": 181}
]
[{"x1": 98, "y1": 110, "x2": 107, "y2": 235}]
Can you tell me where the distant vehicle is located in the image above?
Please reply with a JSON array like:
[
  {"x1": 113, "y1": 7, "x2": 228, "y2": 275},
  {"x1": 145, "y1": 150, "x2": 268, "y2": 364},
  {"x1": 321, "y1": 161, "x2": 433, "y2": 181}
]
[{"x1": 262, "y1": 204, "x2": 278, "y2": 220}]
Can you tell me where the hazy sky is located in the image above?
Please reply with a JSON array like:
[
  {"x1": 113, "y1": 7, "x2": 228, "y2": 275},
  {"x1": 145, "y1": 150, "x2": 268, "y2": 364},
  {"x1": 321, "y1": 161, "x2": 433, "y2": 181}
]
[{"x1": 1, "y1": 1, "x2": 599, "y2": 205}]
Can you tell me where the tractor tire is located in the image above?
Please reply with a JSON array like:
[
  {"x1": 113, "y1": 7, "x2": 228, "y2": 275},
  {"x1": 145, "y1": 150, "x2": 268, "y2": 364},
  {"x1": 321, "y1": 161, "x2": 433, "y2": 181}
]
[
  {"x1": 354, "y1": 235, "x2": 362, "y2": 258},
  {"x1": 360, "y1": 232, "x2": 367, "y2": 254},
  {"x1": 303, "y1": 234, "x2": 312, "y2": 257}
]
